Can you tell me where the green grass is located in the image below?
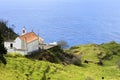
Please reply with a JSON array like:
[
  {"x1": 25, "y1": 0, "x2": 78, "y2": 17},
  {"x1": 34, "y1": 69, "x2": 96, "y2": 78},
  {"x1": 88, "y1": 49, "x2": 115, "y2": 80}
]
[
  {"x1": 0, "y1": 55, "x2": 86, "y2": 80},
  {"x1": 67, "y1": 42, "x2": 120, "y2": 61},
  {"x1": 0, "y1": 54, "x2": 120, "y2": 80},
  {"x1": 0, "y1": 42, "x2": 120, "y2": 80}
]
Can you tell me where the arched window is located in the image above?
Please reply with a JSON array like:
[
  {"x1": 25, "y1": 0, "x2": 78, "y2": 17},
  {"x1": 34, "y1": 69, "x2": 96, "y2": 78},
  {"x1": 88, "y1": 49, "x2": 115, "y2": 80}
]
[
  {"x1": 23, "y1": 30, "x2": 25, "y2": 33},
  {"x1": 10, "y1": 43, "x2": 13, "y2": 49}
]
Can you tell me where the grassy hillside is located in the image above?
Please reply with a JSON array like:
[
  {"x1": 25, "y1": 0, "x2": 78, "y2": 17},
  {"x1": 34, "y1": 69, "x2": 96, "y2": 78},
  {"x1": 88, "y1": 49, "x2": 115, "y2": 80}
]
[
  {"x1": 67, "y1": 41, "x2": 120, "y2": 62},
  {"x1": 26, "y1": 46, "x2": 81, "y2": 66},
  {"x1": 0, "y1": 54, "x2": 86, "y2": 80},
  {"x1": 0, "y1": 53, "x2": 119, "y2": 80},
  {"x1": 0, "y1": 42, "x2": 120, "y2": 80}
]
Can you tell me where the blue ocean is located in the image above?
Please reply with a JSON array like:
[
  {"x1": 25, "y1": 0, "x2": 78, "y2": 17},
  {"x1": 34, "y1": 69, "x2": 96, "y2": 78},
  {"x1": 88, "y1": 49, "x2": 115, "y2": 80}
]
[{"x1": 0, "y1": 0, "x2": 120, "y2": 46}]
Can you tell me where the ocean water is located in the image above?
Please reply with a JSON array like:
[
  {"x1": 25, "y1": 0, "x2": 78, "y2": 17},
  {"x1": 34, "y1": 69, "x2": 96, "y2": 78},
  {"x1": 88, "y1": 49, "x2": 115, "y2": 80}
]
[{"x1": 0, "y1": 0, "x2": 120, "y2": 46}]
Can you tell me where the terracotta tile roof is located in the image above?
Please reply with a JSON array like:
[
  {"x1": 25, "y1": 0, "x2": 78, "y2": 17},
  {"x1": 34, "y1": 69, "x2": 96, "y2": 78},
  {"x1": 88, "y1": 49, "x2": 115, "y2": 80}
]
[{"x1": 19, "y1": 32, "x2": 38, "y2": 43}]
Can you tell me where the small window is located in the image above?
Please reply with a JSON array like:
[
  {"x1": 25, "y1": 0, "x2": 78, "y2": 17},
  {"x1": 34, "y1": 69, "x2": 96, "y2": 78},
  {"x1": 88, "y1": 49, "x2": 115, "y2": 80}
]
[
  {"x1": 10, "y1": 43, "x2": 13, "y2": 49},
  {"x1": 23, "y1": 30, "x2": 25, "y2": 33}
]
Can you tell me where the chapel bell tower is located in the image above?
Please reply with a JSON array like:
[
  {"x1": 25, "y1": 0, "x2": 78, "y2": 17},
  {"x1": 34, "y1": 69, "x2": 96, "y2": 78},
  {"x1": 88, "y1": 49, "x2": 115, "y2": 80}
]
[{"x1": 22, "y1": 27, "x2": 26, "y2": 35}]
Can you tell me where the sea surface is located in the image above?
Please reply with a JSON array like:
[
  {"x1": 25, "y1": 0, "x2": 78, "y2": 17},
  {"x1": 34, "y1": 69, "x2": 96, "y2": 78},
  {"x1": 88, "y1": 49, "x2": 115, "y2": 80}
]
[{"x1": 0, "y1": 0, "x2": 120, "y2": 46}]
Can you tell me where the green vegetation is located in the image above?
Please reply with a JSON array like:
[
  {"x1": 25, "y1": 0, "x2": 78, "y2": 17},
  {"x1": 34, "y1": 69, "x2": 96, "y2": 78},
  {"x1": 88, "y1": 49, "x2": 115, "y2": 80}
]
[
  {"x1": 0, "y1": 31, "x2": 7, "y2": 64},
  {"x1": 116, "y1": 59, "x2": 120, "y2": 69},
  {"x1": 0, "y1": 54, "x2": 85, "y2": 80},
  {"x1": 57, "y1": 40, "x2": 69, "y2": 49},
  {"x1": 26, "y1": 46, "x2": 82, "y2": 66},
  {"x1": 0, "y1": 42, "x2": 120, "y2": 80},
  {"x1": 67, "y1": 41, "x2": 120, "y2": 63},
  {"x1": 0, "y1": 20, "x2": 18, "y2": 41}
]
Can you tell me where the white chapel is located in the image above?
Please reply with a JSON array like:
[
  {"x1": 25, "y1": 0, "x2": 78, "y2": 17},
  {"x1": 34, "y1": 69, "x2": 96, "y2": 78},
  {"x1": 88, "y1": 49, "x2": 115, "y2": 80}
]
[{"x1": 4, "y1": 27, "x2": 44, "y2": 55}]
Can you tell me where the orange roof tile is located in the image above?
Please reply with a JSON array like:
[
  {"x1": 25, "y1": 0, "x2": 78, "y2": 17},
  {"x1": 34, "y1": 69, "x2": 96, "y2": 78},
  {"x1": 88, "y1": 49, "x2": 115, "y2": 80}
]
[{"x1": 19, "y1": 32, "x2": 38, "y2": 43}]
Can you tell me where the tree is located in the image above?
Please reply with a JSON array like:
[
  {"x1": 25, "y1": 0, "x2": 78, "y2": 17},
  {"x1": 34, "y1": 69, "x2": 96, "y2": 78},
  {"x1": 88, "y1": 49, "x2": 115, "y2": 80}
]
[
  {"x1": 57, "y1": 40, "x2": 69, "y2": 49},
  {"x1": 0, "y1": 31, "x2": 7, "y2": 64},
  {"x1": 0, "y1": 20, "x2": 18, "y2": 41}
]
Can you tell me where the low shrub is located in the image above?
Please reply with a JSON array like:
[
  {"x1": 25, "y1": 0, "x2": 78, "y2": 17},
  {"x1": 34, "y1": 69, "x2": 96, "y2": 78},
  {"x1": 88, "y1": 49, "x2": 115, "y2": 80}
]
[{"x1": 70, "y1": 46, "x2": 79, "y2": 50}]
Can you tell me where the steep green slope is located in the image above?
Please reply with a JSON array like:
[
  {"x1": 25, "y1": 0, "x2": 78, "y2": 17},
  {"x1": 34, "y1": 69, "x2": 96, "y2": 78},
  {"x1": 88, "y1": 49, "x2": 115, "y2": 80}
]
[
  {"x1": 0, "y1": 42, "x2": 120, "y2": 80},
  {"x1": 26, "y1": 46, "x2": 81, "y2": 66},
  {"x1": 0, "y1": 55, "x2": 86, "y2": 80},
  {"x1": 67, "y1": 41, "x2": 120, "y2": 63},
  {"x1": 0, "y1": 53, "x2": 120, "y2": 80}
]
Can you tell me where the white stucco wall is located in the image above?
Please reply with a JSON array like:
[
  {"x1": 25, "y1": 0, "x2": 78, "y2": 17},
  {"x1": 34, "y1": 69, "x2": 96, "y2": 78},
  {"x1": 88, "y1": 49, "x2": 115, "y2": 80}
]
[
  {"x1": 27, "y1": 39, "x2": 39, "y2": 53},
  {"x1": 14, "y1": 37, "x2": 22, "y2": 49},
  {"x1": 4, "y1": 41, "x2": 14, "y2": 52},
  {"x1": 4, "y1": 41, "x2": 13, "y2": 49},
  {"x1": 4, "y1": 37, "x2": 39, "y2": 55}
]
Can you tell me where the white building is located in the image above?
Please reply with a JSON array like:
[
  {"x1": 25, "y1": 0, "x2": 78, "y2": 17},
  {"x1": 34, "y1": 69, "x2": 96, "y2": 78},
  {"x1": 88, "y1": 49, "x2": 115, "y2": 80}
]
[{"x1": 4, "y1": 27, "x2": 44, "y2": 55}]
